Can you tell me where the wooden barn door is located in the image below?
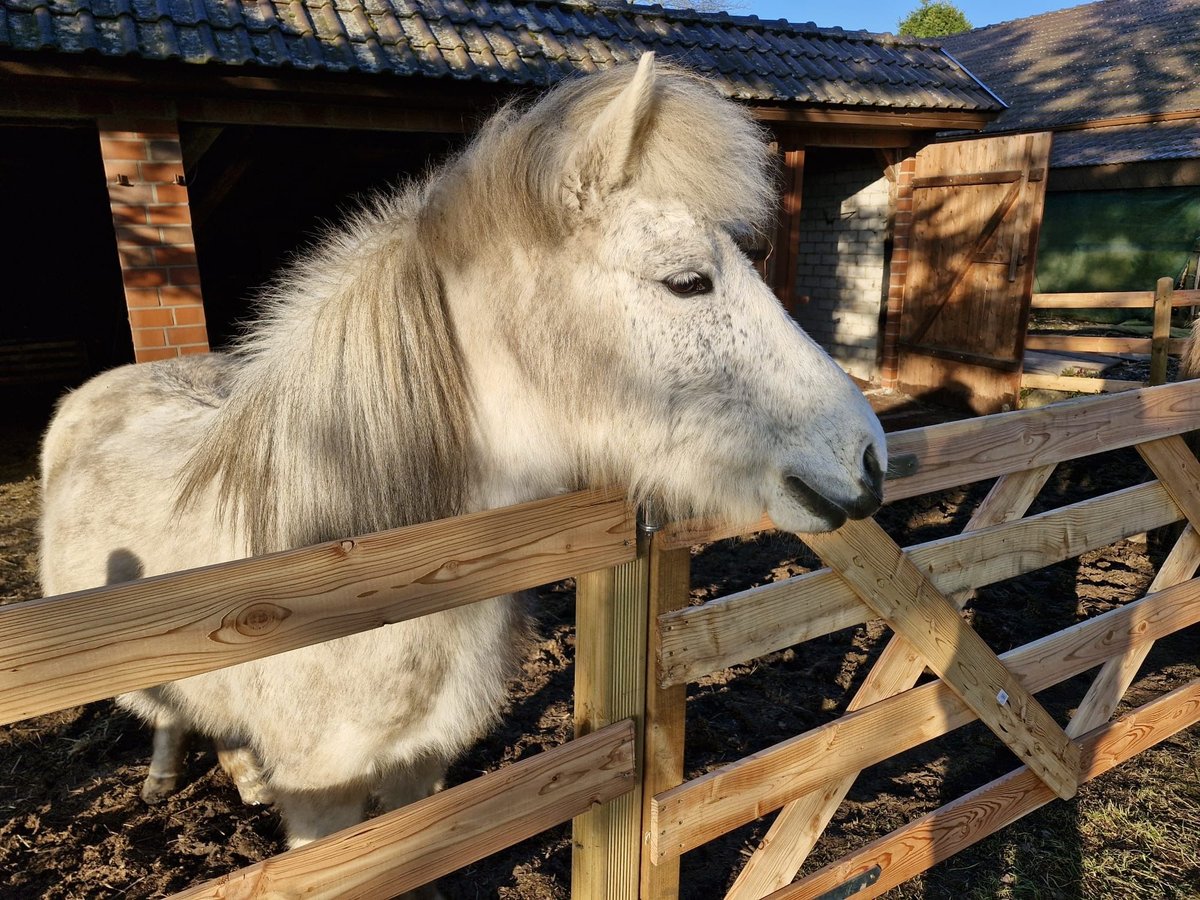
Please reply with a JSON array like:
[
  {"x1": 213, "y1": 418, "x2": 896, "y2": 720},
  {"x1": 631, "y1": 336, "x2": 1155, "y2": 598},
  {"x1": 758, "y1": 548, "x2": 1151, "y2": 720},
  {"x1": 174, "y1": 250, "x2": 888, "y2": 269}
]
[{"x1": 897, "y1": 132, "x2": 1051, "y2": 413}]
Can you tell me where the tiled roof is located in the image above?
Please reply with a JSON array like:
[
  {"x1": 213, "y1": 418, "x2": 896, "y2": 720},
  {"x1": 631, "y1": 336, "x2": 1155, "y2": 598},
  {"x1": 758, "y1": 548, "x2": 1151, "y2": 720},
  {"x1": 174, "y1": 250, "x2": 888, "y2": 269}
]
[
  {"x1": 1051, "y1": 119, "x2": 1200, "y2": 170},
  {"x1": 0, "y1": 0, "x2": 1002, "y2": 111},
  {"x1": 941, "y1": 0, "x2": 1200, "y2": 132}
]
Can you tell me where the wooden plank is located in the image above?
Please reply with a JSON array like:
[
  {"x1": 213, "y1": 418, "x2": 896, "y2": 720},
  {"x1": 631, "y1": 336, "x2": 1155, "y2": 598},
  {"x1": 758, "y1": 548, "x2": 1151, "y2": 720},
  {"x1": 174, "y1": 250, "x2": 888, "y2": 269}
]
[
  {"x1": 1150, "y1": 277, "x2": 1174, "y2": 385},
  {"x1": 911, "y1": 169, "x2": 1025, "y2": 188},
  {"x1": 1030, "y1": 291, "x2": 1154, "y2": 309},
  {"x1": 641, "y1": 535, "x2": 691, "y2": 900},
  {"x1": 1137, "y1": 435, "x2": 1200, "y2": 530},
  {"x1": 649, "y1": 575, "x2": 1200, "y2": 862},
  {"x1": 1020, "y1": 373, "x2": 1143, "y2": 394},
  {"x1": 772, "y1": 146, "x2": 805, "y2": 314},
  {"x1": 773, "y1": 679, "x2": 1200, "y2": 900},
  {"x1": 1067, "y1": 524, "x2": 1200, "y2": 738},
  {"x1": 1025, "y1": 335, "x2": 1152, "y2": 354},
  {"x1": 802, "y1": 519, "x2": 1080, "y2": 800},
  {"x1": 659, "y1": 480, "x2": 1177, "y2": 687},
  {"x1": 0, "y1": 488, "x2": 635, "y2": 726},
  {"x1": 725, "y1": 467, "x2": 1054, "y2": 900},
  {"x1": 170, "y1": 721, "x2": 636, "y2": 900},
  {"x1": 572, "y1": 555, "x2": 649, "y2": 900},
  {"x1": 886, "y1": 381, "x2": 1200, "y2": 502}
]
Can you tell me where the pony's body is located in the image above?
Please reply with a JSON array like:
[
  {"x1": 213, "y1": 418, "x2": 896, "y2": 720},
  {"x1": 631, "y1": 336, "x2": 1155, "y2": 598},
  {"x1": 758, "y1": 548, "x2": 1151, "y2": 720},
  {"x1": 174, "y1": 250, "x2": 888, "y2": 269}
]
[{"x1": 40, "y1": 56, "x2": 886, "y2": 847}]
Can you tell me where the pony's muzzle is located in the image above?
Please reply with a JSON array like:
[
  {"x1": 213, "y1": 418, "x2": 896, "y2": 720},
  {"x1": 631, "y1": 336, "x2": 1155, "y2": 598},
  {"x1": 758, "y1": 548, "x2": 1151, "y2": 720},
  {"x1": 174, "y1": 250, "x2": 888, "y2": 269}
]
[{"x1": 784, "y1": 442, "x2": 884, "y2": 531}]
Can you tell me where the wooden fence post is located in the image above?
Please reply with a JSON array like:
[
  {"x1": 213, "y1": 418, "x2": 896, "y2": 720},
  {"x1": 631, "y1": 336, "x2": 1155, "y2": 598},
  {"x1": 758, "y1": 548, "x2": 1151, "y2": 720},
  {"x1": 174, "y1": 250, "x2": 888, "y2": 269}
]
[
  {"x1": 1150, "y1": 276, "x2": 1174, "y2": 386},
  {"x1": 640, "y1": 529, "x2": 691, "y2": 900},
  {"x1": 573, "y1": 516, "x2": 651, "y2": 899}
]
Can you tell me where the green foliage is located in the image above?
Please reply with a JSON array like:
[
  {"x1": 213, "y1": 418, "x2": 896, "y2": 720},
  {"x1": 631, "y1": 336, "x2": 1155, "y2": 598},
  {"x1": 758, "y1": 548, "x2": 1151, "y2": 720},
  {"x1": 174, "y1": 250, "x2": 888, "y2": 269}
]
[{"x1": 897, "y1": 0, "x2": 972, "y2": 38}]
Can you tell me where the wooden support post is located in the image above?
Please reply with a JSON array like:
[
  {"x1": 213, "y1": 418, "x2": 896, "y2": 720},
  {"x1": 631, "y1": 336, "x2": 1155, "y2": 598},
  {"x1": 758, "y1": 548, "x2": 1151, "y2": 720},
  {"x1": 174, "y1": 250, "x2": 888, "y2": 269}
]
[
  {"x1": 1150, "y1": 276, "x2": 1174, "y2": 386},
  {"x1": 573, "y1": 550, "x2": 649, "y2": 900},
  {"x1": 727, "y1": 466, "x2": 1055, "y2": 899},
  {"x1": 640, "y1": 532, "x2": 691, "y2": 900},
  {"x1": 771, "y1": 140, "x2": 805, "y2": 314},
  {"x1": 803, "y1": 519, "x2": 1080, "y2": 800}
]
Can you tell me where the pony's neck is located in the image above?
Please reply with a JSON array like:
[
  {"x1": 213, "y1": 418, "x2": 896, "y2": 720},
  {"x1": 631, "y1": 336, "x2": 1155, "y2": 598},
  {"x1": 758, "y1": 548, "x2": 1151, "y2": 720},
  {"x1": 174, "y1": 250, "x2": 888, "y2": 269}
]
[{"x1": 442, "y1": 266, "x2": 580, "y2": 512}]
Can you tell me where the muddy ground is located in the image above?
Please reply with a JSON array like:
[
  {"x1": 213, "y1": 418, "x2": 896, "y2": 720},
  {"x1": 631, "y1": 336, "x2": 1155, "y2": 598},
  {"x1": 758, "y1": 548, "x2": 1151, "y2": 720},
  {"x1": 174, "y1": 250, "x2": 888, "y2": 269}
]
[{"x1": 1, "y1": 392, "x2": 1198, "y2": 899}]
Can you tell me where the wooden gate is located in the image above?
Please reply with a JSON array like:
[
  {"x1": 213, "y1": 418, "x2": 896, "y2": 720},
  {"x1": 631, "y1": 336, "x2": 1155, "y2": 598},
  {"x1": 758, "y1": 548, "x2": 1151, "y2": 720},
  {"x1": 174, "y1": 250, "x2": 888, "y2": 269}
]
[{"x1": 897, "y1": 132, "x2": 1052, "y2": 413}]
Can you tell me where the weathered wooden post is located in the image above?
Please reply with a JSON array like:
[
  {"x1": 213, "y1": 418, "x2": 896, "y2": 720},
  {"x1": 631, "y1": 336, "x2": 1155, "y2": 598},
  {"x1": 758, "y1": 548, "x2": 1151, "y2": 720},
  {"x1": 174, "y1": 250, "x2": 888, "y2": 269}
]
[
  {"x1": 640, "y1": 520, "x2": 691, "y2": 900},
  {"x1": 1150, "y1": 276, "x2": 1174, "y2": 386},
  {"x1": 572, "y1": 501, "x2": 691, "y2": 900}
]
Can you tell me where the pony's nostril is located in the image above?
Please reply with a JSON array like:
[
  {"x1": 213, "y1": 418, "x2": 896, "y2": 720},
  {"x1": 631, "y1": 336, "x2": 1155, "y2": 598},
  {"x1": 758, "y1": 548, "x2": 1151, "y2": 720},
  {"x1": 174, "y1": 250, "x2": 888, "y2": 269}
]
[{"x1": 862, "y1": 444, "x2": 884, "y2": 499}]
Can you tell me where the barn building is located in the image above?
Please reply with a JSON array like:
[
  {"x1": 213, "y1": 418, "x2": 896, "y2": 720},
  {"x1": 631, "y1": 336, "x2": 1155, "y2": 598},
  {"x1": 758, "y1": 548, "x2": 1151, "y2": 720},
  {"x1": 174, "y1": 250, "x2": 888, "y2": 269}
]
[{"x1": 0, "y1": 0, "x2": 1002, "y2": 396}]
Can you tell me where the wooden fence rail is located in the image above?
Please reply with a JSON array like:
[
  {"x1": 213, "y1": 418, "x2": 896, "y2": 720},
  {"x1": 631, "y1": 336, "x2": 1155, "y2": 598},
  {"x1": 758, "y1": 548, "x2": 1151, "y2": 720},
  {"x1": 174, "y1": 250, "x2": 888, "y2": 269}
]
[
  {"x1": 1022, "y1": 278, "x2": 1200, "y2": 394},
  {"x1": 0, "y1": 487, "x2": 634, "y2": 725},
  {"x1": 6, "y1": 382, "x2": 1200, "y2": 899},
  {"x1": 1, "y1": 487, "x2": 640, "y2": 900}
]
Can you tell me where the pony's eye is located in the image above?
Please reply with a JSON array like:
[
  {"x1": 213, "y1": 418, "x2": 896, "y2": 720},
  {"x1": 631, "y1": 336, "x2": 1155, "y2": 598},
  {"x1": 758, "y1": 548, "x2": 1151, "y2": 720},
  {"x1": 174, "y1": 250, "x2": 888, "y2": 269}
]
[{"x1": 663, "y1": 272, "x2": 713, "y2": 297}]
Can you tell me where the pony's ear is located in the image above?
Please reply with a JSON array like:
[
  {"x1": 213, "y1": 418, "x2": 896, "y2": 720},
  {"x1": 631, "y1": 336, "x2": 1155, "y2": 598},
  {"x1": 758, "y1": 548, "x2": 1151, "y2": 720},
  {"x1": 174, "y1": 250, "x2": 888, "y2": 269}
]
[{"x1": 563, "y1": 53, "x2": 658, "y2": 210}]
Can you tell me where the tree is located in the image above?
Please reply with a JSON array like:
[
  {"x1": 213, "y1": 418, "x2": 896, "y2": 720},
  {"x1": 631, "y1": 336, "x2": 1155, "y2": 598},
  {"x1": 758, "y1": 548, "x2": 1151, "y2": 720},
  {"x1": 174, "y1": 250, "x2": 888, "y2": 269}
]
[{"x1": 897, "y1": 0, "x2": 972, "y2": 38}]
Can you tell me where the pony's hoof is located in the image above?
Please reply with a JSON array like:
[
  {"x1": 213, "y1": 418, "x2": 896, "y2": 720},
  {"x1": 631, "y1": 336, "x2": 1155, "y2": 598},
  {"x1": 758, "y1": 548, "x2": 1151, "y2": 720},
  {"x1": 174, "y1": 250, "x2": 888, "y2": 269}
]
[
  {"x1": 234, "y1": 778, "x2": 274, "y2": 806},
  {"x1": 140, "y1": 773, "x2": 178, "y2": 804}
]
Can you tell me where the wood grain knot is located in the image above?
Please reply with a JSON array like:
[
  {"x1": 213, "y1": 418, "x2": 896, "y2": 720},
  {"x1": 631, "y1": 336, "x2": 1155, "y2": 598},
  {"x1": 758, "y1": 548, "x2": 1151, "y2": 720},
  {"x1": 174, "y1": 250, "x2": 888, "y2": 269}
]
[{"x1": 210, "y1": 603, "x2": 293, "y2": 643}]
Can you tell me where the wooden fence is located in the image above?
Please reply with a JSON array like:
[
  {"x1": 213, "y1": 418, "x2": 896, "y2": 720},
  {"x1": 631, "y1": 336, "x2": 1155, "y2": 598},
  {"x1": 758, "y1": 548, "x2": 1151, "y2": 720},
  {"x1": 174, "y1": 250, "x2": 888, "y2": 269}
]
[
  {"x1": 1021, "y1": 277, "x2": 1200, "y2": 394},
  {"x1": 5, "y1": 383, "x2": 1200, "y2": 898}
]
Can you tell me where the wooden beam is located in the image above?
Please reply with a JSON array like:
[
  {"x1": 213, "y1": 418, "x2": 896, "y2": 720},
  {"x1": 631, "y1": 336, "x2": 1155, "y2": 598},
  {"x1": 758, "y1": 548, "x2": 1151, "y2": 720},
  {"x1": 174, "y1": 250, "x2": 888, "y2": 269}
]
[
  {"x1": 658, "y1": 480, "x2": 1178, "y2": 686},
  {"x1": 772, "y1": 679, "x2": 1200, "y2": 900},
  {"x1": 573, "y1": 554, "x2": 649, "y2": 900},
  {"x1": 885, "y1": 381, "x2": 1200, "y2": 503},
  {"x1": 912, "y1": 169, "x2": 1028, "y2": 188},
  {"x1": 752, "y1": 106, "x2": 994, "y2": 132},
  {"x1": 771, "y1": 146, "x2": 805, "y2": 313},
  {"x1": 0, "y1": 488, "x2": 634, "y2": 726},
  {"x1": 725, "y1": 466, "x2": 1054, "y2": 900},
  {"x1": 1025, "y1": 335, "x2": 1153, "y2": 354},
  {"x1": 640, "y1": 535, "x2": 692, "y2": 900},
  {"x1": 1031, "y1": 291, "x2": 1154, "y2": 309},
  {"x1": 649, "y1": 575, "x2": 1200, "y2": 862},
  {"x1": 1019, "y1": 373, "x2": 1144, "y2": 394},
  {"x1": 170, "y1": 721, "x2": 636, "y2": 900},
  {"x1": 803, "y1": 519, "x2": 1081, "y2": 800},
  {"x1": 1150, "y1": 277, "x2": 1174, "y2": 386}
]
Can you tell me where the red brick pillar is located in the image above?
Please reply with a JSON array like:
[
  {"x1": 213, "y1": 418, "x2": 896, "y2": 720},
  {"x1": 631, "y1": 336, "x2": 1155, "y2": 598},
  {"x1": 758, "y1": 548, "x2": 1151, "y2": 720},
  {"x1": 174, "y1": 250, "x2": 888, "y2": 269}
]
[
  {"x1": 99, "y1": 124, "x2": 210, "y2": 362},
  {"x1": 880, "y1": 154, "x2": 916, "y2": 390}
]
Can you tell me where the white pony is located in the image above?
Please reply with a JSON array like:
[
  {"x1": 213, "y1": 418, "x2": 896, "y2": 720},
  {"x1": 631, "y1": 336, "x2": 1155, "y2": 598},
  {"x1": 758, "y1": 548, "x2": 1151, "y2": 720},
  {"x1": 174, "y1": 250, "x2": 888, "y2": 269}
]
[{"x1": 40, "y1": 55, "x2": 885, "y2": 849}]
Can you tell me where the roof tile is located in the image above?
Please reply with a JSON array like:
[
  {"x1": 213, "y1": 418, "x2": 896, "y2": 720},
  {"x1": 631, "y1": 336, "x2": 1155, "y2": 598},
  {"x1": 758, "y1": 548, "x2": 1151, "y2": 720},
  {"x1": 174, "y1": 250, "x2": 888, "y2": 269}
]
[{"x1": 0, "y1": 0, "x2": 1001, "y2": 112}]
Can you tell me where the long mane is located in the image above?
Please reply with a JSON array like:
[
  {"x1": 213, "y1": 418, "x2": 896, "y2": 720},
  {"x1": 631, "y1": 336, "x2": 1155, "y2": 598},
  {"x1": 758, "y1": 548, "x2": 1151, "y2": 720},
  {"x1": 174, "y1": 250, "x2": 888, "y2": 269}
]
[
  {"x1": 179, "y1": 190, "x2": 474, "y2": 556},
  {"x1": 181, "y1": 61, "x2": 776, "y2": 555}
]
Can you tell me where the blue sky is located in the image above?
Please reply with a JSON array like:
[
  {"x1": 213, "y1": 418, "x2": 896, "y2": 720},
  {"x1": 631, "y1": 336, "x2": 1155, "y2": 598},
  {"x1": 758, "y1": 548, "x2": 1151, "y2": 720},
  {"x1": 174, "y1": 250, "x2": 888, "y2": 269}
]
[{"x1": 736, "y1": 0, "x2": 1087, "y2": 33}]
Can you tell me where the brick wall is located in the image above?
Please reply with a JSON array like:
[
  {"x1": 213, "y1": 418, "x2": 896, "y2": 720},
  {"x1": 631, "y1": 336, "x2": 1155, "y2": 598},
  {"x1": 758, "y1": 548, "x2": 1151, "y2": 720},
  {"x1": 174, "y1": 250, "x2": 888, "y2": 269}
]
[
  {"x1": 98, "y1": 124, "x2": 210, "y2": 362},
  {"x1": 790, "y1": 150, "x2": 891, "y2": 383}
]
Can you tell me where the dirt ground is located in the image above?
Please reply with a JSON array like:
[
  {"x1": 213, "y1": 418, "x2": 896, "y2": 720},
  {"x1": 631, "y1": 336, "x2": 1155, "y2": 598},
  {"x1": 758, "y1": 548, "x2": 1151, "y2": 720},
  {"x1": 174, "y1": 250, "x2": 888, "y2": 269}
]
[{"x1": 1, "y1": 393, "x2": 1198, "y2": 900}]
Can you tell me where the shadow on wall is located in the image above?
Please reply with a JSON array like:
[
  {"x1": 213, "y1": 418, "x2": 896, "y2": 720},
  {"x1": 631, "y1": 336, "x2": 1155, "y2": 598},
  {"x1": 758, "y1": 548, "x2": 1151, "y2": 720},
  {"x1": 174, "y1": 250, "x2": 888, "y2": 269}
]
[{"x1": 789, "y1": 148, "x2": 892, "y2": 384}]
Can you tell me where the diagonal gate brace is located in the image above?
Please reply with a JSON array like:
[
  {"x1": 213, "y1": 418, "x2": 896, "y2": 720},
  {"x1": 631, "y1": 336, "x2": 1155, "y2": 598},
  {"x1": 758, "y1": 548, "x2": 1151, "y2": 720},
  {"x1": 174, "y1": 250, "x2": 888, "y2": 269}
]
[{"x1": 803, "y1": 518, "x2": 1081, "y2": 801}]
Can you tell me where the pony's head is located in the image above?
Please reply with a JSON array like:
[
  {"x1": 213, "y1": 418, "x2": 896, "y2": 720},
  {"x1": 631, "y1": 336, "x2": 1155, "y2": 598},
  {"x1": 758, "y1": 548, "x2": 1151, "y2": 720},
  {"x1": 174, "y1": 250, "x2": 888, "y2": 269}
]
[{"x1": 433, "y1": 53, "x2": 886, "y2": 533}]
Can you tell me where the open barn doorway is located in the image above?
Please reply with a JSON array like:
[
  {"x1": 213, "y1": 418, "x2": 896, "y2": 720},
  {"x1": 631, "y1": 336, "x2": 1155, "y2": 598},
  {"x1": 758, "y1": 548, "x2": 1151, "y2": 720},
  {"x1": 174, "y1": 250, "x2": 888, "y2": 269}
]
[
  {"x1": 182, "y1": 125, "x2": 468, "y2": 349},
  {"x1": 0, "y1": 124, "x2": 133, "y2": 413}
]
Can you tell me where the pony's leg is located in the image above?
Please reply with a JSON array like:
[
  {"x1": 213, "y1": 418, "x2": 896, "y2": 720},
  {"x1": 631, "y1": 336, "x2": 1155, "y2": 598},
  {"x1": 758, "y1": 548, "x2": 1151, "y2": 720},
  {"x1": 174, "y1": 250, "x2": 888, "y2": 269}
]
[
  {"x1": 273, "y1": 783, "x2": 369, "y2": 848},
  {"x1": 370, "y1": 757, "x2": 449, "y2": 900},
  {"x1": 373, "y1": 755, "x2": 447, "y2": 812},
  {"x1": 215, "y1": 738, "x2": 273, "y2": 806},
  {"x1": 141, "y1": 715, "x2": 187, "y2": 804}
]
